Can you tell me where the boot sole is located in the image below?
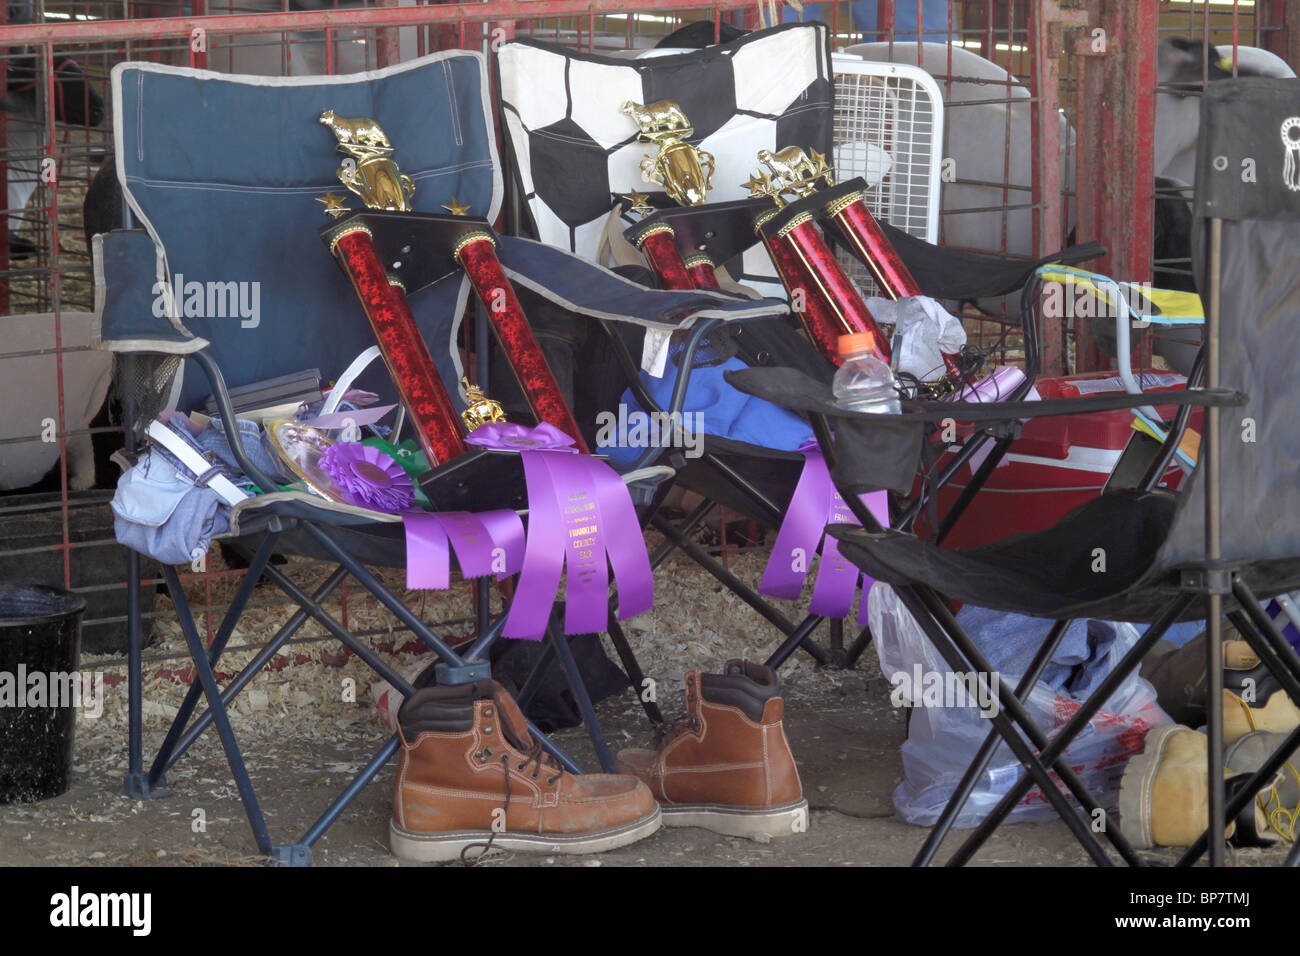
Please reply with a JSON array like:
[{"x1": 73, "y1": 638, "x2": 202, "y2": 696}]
[
  {"x1": 659, "y1": 798, "x2": 809, "y2": 840},
  {"x1": 389, "y1": 807, "x2": 662, "y2": 862},
  {"x1": 1118, "y1": 723, "x2": 1185, "y2": 850}
]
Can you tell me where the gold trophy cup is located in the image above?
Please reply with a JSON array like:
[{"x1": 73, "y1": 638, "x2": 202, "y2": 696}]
[
  {"x1": 622, "y1": 99, "x2": 715, "y2": 207},
  {"x1": 319, "y1": 109, "x2": 416, "y2": 212}
]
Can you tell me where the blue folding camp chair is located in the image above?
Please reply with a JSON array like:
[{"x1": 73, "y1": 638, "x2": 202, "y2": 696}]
[{"x1": 95, "y1": 49, "x2": 791, "y2": 864}]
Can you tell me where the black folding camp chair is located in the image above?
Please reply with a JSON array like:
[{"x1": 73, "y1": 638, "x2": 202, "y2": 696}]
[
  {"x1": 95, "y1": 50, "x2": 792, "y2": 864},
  {"x1": 494, "y1": 27, "x2": 1105, "y2": 673},
  {"x1": 726, "y1": 76, "x2": 1300, "y2": 867}
]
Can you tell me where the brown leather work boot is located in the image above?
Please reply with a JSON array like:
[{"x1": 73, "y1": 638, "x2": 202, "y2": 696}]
[
  {"x1": 390, "y1": 679, "x2": 660, "y2": 862},
  {"x1": 616, "y1": 660, "x2": 808, "y2": 840}
]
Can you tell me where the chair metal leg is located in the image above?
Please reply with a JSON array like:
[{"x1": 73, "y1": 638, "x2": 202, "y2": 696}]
[
  {"x1": 826, "y1": 618, "x2": 846, "y2": 667},
  {"x1": 844, "y1": 624, "x2": 874, "y2": 667},
  {"x1": 147, "y1": 535, "x2": 278, "y2": 785},
  {"x1": 162, "y1": 565, "x2": 273, "y2": 856},
  {"x1": 122, "y1": 548, "x2": 153, "y2": 798},
  {"x1": 156, "y1": 565, "x2": 351, "y2": 779},
  {"x1": 764, "y1": 615, "x2": 826, "y2": 669},
  {"x1": 607, "y1": 614, "x2": 664, "y2": 725},
  {"x1": 649, "y1": 499, "x2": 716, "y2": 571},
  {"x1": 913, "y1": 585, "x2": 1146, "y2": 865},
  {"x1": 297, "y1": 733, "x2": 402, "y2": 855},
  {"x1": 894, "y1": 585, "x2": 1119, "y2": 866},
  {"x1": 548, "y1": 620, "x2": 618, "y2": 773},
  {"x1": 912, "y1": 618, "x2": 1074, "y2": 867},
  {"x1": 1206, "y1": 596, "x2": 1227, "y2": 867},
  {"x1": 943, "y1": 592, "x2": 1194, "y2": 866}
]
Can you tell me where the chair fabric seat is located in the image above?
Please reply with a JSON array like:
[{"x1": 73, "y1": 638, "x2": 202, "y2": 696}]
[
  {"x1": 832, "y1": 492, "x2": 1180, "y2": 619},
  {"x1": 832, "y1": 490, "x2": 1300, "y2": 622}
]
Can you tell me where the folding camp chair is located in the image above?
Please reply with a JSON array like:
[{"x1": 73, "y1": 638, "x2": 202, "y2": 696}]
[
  {"x1": 495, "y1": 27, "x2": 1105, "y2": 672},
  {"x1": 725, "y1": 76, "x2": 1300, "y2": 867},
  {"x1": 95, "y1": 50, "x2": 791, "y2": 864}
]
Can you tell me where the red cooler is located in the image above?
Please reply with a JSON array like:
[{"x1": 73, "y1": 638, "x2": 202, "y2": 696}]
[{"x1": 919, "y1": 369, "x2": 1192, "y2": 549}]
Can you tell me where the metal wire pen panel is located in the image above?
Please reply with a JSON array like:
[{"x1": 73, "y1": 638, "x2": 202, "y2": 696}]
[{"x1": 831, "y1": 55, "x2": 942, "y2": 297}]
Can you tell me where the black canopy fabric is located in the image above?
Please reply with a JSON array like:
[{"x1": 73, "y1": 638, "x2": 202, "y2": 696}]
[
  {"x1": 871, "y1": 225, "x2": 1105, "y2": 303},
  {"x1": 1155, "y1": 78, "x2": 1300, "y2": 569}
]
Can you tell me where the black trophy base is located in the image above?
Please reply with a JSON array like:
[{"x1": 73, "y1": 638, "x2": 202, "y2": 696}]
[{"x1": 418, "y1": 448, "x2": 530, "y2": 514}]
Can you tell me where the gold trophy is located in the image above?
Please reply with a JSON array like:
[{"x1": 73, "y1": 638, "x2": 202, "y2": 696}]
[
  {"x1": 622, "y1": 99, "x2": 715, "y2": 206},
  {"x1": 742, "y1": 145, "x2": 835, "y2": 208},
  {"x1": 459, "y1": 379, "x2": 507, "y2": 432},
  {"x1": 319, "y1": 109, "x2": 415, "y2": 212}
]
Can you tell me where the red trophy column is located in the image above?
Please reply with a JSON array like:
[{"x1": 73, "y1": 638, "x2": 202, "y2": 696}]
[
  {"x1": 635, "y1": 225, "x2": 695, "y2": 292},
  {"x1": 754, "y1": 209, "x2": 847, "y2": 366},
  {"x1": 682, "y1": 252, "x2": 721, "y2": 290},
  {"x1": 825, "y1": 192, "x2": 961, "y2": 377},
  {"x1": 330, "y1": 224, "x2": 466, "y2": 465},
  {"x1": 454, "y1": 231, "x2": 590, "y2": 453},
  {"x1": 768, "y1": 212, "x2": 890, "y2": 362}
]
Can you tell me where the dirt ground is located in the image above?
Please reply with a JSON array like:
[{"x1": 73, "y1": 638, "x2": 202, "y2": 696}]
[{"x1": 0, "y1": 549, "x2": 1290, "y2": 868}]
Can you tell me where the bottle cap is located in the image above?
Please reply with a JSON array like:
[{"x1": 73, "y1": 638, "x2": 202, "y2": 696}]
[{"x1": 837, "y1": 332, "x2": 878, "y2": 356}]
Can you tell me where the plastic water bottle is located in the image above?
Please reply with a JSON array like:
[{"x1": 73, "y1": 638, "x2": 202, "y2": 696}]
[{"x1": 832, "y1": 332, "x2": 901, "y2": 414}]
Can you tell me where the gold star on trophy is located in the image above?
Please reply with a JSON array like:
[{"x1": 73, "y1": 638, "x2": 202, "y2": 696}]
[
  {"x1": 316, "y1": 190, "x2": 349, "y2": 219},
  {"x1": 442, "y1": 197, "x2": 471, "y2": 216},
  {"x1": 622, "y1": 190, "x2": 655, "y2": 218},
  {"x1": 742, "y1": 171, "x2": 775, "y2": 200},
  {"x1": 808, "y1": 148, "x2": 833, "y2": 183}
]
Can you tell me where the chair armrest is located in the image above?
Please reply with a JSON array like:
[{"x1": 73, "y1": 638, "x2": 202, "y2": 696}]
[
  {"x1": 93, "y1": 229, "x2": 206, "y2": 354},
  {"x1": 724, "y1": 366, "x2": 1245, "y2": 425}
]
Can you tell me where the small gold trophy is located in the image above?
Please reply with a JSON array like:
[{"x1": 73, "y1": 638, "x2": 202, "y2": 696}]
[
  {"x1": 621, "y1": 99, "x2": 715, "y2": 207},
  {"x1": 460, "y1": 379, "x2": 507, "y2": 432},
  {"x1": 319, "y1": 109, "x2": 415, "y2": 212},
  {"x1": 743, "y1": 146, "x2": 835, "y2": 208}
]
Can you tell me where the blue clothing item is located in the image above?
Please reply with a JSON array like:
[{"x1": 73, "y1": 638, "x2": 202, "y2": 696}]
[
  {"x1": 782, "y1": 0, "x2": 951, "y2": 37},
  {"x1": 596, "y1": 356, "x2": 813, "y2": 469},
  {"x1": 957, "y1": 605, "x2": 1137, "y2": 700},
  {"x1": 113, "y1": 419, "x2": 234, "y2": 565},
  {"x1": 196, "y1": 416, "x2": 291, "y2": 487},
  {"x1": 1149, "y1": 620, "x2": 1204, "y2": 649},
  {"x1": 113, "y1": 416, "x2": 288, "y2": 565}
]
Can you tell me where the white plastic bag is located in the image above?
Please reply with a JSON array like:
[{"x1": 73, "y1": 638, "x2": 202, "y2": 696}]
[
  {"x1": 865, "y1": 295, "x2": 967, "y2": 382},
  {"x1": 869, "y1": 582, "x2": 1170, "y2": 828}
]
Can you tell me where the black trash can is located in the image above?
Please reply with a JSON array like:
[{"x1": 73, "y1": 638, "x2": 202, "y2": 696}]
[
  {"x1": 0, "y1": 491, "x2": 159, "y2": 655},
  {"x1": 0, "y1": 583, "x2": 86, "y2": 803}
]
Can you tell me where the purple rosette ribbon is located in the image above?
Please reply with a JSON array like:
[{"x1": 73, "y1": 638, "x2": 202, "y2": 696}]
[
  {"x1": 320, "y1": 442, "x2": 414, "y2": 513},
  {"x1": 466, "y1": 421, "x2": 654, "y2": 640},
  {"x1": 759, "y1": 438, "x2": 889, "y2": 625}
]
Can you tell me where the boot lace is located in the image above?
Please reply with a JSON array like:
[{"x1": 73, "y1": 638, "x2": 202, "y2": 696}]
[
  {"x1": 653, "y1": 713, "x2": 701, "y2": 748},
  {"x1": 459, "y1": 740, "x2": 563, "y2": 866}
]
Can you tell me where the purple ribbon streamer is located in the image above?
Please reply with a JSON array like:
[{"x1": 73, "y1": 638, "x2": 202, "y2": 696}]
[
  {"x1": 463, "y1": 422, "x2": 653, "y2": 641},
  {"x1": 759, "y1": 441, "x2": 888, "y2": 625},
  {"x1": 404, "y1": 509, "x2": 524, "y2": 591}
]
